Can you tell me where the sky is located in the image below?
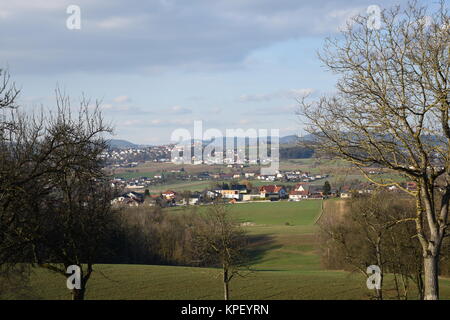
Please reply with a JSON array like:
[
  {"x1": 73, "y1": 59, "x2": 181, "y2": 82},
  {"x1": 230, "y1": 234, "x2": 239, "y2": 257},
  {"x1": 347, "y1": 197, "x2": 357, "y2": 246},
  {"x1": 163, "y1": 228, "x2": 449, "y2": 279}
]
[{"x1": 0, "y1": 0, "x2": 422, "y2": 144}]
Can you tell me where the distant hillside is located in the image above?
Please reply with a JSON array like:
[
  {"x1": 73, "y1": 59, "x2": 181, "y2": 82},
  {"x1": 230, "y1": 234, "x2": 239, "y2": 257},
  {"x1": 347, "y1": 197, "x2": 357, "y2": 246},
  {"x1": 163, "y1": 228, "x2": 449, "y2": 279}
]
[
  {"x1": 280, "y1": 135, "x2": 299, "y2": 144},
  {"x1": 107, "y1": 139, "x2": 139, "y2": 149},
  {"x1": 107, "y1": 134, "x2": 315, "y2": 150},
  {"x1": 197, "y1": 135, "x2": 311, "y2": 146},
  {"x1": 280, "y1": 145, "x2": 314, "y2": 159}
]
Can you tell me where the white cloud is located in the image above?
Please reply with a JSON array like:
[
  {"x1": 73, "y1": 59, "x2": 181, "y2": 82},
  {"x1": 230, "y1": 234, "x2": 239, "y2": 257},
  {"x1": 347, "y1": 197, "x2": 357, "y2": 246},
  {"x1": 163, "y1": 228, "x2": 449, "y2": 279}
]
[
  {"x1": 238, "y1": 119, "x2": 251, "y2": 125},
  {"x1": 284, "y1": 88, "x2": 315, "y2": 99},
  {"x1": 149, "y1": 118, "x2": 193, "y2": 126},
  {"x1": 122, "y1": 119, "x2": 144, "y2": 126},
  {"x1": 120, "y1": 118, "x2": 193, "y2": 129},
  {"x1": 96, "y1": 16, "x2": 137, "y2": 30},
  {"x1": 239, "y1": 88, "x2": 315, "y2": 102},
  {"x1": 169, "y1": 105, "x2": 192, "y2": 114},
  {"x1": 101, "y1": 103, "x2": 133, "y2": 112},
  {"x1": 0, "y1": 0, "x2": 407, "y2": 74},
  {"x1": 113, "y1": 95, "x2": 131, "y2": 103},
  {"x1": 238, "y1": 93, "x2": 278, "y2": 102}
]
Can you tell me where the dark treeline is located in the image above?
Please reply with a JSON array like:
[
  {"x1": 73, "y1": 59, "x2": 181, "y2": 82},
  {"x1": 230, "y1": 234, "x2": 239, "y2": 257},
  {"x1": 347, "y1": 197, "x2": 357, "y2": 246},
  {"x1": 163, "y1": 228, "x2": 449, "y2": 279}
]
[
  {"x1": 105, "y1": 207, "x2": 202, "y2": 266},
  {"x1": 104, "y1": 206, "x2": 249, "y2": 270},
  {"x1": 101, "y1": 204, "x2": 250, "y2": 300},
  {"x1": 279, "y1": 146, "x2": 314, "y2": 159}
]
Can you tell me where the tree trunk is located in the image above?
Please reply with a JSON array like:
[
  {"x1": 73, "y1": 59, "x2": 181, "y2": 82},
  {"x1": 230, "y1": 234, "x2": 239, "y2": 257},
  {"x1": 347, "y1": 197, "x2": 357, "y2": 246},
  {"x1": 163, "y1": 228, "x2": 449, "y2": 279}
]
[
  {"x1": 375, "y1": 237, "x2": 383, "y2": 300},
  {"x1": 400, "y1": 274, "x2": 408, "y2": 300},
  {"x1": 416, "y1": 270, "x2": 424, "y2": 300},
  {"x1": 393, "y1": 272, "x2": 401, "y2": 300},
  {"x1": 223, "y1": 267, "x2": 229, "y2": 301},
  {"x1": 423, "y1": 255, "x2": 439, "y2": 300},
  {"x1": 72, "y1": 287, "x2": 85, "y2": 300},
  {"x1": 224, "y1": 281, "x2": 229, "y2": 301}
]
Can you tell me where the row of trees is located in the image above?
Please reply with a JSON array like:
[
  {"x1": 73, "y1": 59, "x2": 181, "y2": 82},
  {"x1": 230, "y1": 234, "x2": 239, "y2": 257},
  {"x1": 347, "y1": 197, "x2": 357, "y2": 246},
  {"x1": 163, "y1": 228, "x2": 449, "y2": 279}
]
[
  {"x1": 319, "y1": 192, "x2": 450, "y2": 300},
  {"x1": 114, "y1": 204, "x2": 250, "y2": 300}
]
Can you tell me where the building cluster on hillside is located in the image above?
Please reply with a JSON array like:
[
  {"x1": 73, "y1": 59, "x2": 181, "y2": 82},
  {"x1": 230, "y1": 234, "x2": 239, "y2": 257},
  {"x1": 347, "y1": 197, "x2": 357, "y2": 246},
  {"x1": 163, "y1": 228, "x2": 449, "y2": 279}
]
[
  {"x1": 256, "y1": 171, "x2": 328, "y2": 182},
  {"x1": 111, "y1": 179, "x2": 419, "y2": 208},
  {"x1": 154, "y1": 141, "x2": 280, "y2": 166},
  {"x1": 110, "y1": 169, "x2": 329, "y2": 191},
  {"x1": 112, "y1": 182, "x2": 333, "y2": 207},
  {"x1": 102, "y1": 145, "x2": 173, "y2": 168},
  {"x1": 338, "y1": 181, "x2": 418, "y2": 198}
]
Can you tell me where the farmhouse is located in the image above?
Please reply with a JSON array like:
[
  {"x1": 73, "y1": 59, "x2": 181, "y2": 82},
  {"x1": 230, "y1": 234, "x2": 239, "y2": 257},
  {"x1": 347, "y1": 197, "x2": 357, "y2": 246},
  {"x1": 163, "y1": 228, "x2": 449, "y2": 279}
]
[
  {"x1": 112, "y1": 191, "x2": 144, "y2": 206},
  {"x1": 206, "y1": 190, "x2": 221, "y2": 199},
  {"x1": 259, "y1": 185, "x2": 287, "y2": 200},
  {"x1": 162, "y1": 190, "x2": 177, "y2": 200},
  {"x1": 231, "y1": 184, "x2": 249, "y2": 194},
  {"x1": 219, "y1": 189, "x2": 241, "y2": 200},
  {"x1": 242, "y1": 194, "x2": 261, "y2": 201},
  {"x1": 288, "y1": 183, "x2": 309, "y2": 201},
  {"x1": 181, "y1": 193, "x2": 203, "y2": 205},
  {"x1": 406, "y1": 181, "x2": 418, "y2": 191}
]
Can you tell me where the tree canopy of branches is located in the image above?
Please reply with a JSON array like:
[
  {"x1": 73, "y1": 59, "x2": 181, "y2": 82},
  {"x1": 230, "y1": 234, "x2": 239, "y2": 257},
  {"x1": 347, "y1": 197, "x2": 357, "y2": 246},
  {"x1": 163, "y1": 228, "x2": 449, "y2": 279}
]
[
  {"x1": 0, "y1": 70, "x2": 115, "y2": 300},
  {"x1": 299, "y1": 2, "x2": 450, "y2": 300},
  {"x1": 319, "y1": 192, "x2": 429, "y2": 300}
]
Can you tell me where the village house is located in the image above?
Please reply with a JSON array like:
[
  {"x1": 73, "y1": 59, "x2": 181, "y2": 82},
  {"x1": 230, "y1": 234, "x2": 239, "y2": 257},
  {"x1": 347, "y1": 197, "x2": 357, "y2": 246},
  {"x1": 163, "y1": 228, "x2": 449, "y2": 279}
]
[
  {"x1": 220, "y1": 173, "x2": 234, "y2": 180},
  {"x1": 257, "y1": 175, "x2": 276, "y2": 181},
  {"x1": 112, "y1": 192, "x2": 144, "y2": 207},
  {"x1": 144, "y1": 194, "x2": 161, "y2": 207},
  {"x1": 245, "y1": 172, "x2": 256, "y2": 178},
  {"x1": 206, "y1": 190, "x2": 221, "y2": 199},
  {"x1": 308, "y1": 186, "x2": 324, "y2": 199},
  {"x1": 162, "y1": 190, "x2": 177, "y2": 200},
  {"x1": 218, "y1": 189, "x2": 241, "y2": 200},
  {"x1": 289, "y1": 183, "x2": 309, "y2": 201},
  {"x1": 259, "y1": 185, "x2": 287, "y2": 200},
  {"x1": 231, "y1": 184, "x2": 249, "y2": 194},
  {"x1": 242, "y1": 194, "x2": 261, "y2": 201},
  {"x1": 180, "y1": 193, "x2": 203, "y2": 205},
  {"x1": 406, "y1": 181, "x2": 418, "y2": 191}
]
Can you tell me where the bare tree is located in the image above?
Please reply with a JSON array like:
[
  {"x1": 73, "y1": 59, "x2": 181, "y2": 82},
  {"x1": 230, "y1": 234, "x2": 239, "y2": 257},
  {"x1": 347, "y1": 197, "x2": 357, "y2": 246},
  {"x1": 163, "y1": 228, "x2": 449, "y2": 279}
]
[
  {"x1": 0, "y1": 69, "x2": 31, "y2": 293},
  {"x1": 0, "y1": 77, "x2": 115, "y2": 299},
  {"x1": 319, "y1": 192, "x2": 427, "y2": 300},
  {"x1": 191, "y1": 202, "x2": 250, "y2": 300},
  {"x1": 299, "y1": 2, "x2": 450, "y2": 299}
]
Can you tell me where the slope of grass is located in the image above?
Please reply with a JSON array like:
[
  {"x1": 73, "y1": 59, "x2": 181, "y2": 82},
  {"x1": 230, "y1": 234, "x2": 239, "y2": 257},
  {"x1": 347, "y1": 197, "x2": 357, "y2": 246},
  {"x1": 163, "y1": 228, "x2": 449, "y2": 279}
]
[
  {"x1": 4, "y1": 264, "x2": 450, "y2": 300},
  {"x1": 169, "y1": 201, "x2": 322, "y2": 227},
  {"x1": 230, "y1": 201, "x2": 322, "y2": 227},
  {"x1": 3, "y1": 199, "x2": 450, "y2": 300}
]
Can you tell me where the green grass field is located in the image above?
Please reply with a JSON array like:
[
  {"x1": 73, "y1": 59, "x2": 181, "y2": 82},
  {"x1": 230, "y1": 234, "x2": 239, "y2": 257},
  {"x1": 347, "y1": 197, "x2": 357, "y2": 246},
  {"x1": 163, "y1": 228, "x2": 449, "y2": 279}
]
[
  {"x1": 3, "y1": 200, "x2": 450, "y2": 300},
  {"x1": 230, "y1": 201, "x2": 321, "y2": 227},
  {"x1": 5, "y1": 265, "x2": 405, "y2": 300}
]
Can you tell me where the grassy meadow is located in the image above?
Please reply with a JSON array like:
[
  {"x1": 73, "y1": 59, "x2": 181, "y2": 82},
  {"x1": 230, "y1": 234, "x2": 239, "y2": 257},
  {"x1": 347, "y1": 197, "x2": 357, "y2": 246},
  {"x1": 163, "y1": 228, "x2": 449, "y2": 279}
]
[{"x1": 3, "y1": 200, "x2": 450, "y2": 300}]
